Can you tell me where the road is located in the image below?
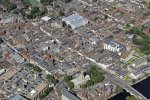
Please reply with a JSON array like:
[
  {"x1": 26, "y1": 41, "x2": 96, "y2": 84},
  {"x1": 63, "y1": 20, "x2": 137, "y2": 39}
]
[{"x1": 40, "y1": 26, "x2": 148, "y2": 100}]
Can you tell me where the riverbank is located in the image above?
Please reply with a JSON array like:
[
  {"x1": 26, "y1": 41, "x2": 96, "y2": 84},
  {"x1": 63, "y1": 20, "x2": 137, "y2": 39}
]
[{"x1": 109, "y1": 76, "x2": 150, "y2": 100}]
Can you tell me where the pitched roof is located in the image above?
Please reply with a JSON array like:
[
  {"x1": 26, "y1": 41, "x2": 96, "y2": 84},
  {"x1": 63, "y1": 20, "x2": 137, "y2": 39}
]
[{"x1": 62, "y1": 88, "x2": 81, "y2": 100}]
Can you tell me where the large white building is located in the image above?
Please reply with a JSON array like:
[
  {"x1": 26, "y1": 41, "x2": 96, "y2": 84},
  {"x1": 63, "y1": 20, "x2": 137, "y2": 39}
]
[
  {"x1": 62, "y1": 14, "x2": 88, "y2": 29},
  {"x1": 103, "y1": 39, "x2": 126, "y2": 55}
]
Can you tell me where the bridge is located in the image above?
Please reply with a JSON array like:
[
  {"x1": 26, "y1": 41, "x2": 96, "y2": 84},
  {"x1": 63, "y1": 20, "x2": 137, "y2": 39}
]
[{"x1": 110, "y1": 76, "x2": 147, "y2": 100}]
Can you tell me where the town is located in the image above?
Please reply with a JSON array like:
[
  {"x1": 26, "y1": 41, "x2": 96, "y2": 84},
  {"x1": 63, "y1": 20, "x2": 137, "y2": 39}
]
[{"x1": 0, "y1": 0, "x2": 150, "y2": 100}]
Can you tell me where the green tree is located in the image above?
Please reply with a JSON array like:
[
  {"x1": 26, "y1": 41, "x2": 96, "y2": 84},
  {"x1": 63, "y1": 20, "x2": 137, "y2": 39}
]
[
  {"x1": 52, "y1": 79, "x2": 59, "y2": 85},
  {"x1": 126, "y1": 96, "x2": 139, "y2": 100},
  {"x1": 132, "y1": 35, "x2": 143, "y2": 45},
  {"x1": 66, "y1": 81, "x2": 74, "y2": 89},
  {"x1": 59, "y1": 11, "x2": 65, "y2": 16},
  {"x1": 33, "y1": 65, "x2": 42, "y2": 73},
  {"x1": 31, "y1": 6, "x2": 40, "y2": 14},
  {"x1": 86, "y1": 80, "x2": 94, "y2": 87},
  {"x1": 40, "y1": 0, "x2": 53, "y2": 6},
  {"x1": 129, "y1": 27, "x2": 143, "y2": 35},
  {"x1": 80, "y1": 84, "x2": 87, "y2": 88},
  {"x1": 64, "y1": 0, "x2": 72, "y2": 3},
  {"x1": 116, "y1": 86, "x2": 123, "y2": 94},
  {"x1": 64, "y1": 76, "x2": 72, "y2": 83},
  {"x1": 46, "y1": 74, "x2": 54, "y2": 80},
  {"x1": 8, "y1": 3, "x2": 17, "y2": 12},
  {"x1": 92, "y1": 0, "x2": 97, "y2": 2}
]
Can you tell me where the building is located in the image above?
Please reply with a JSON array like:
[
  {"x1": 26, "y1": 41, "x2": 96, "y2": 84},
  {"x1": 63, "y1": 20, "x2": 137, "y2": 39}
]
[
  {"x1": 11, "y1": 52, "x2": 25, "y2": 63},
  {"x1": 103, "y1": 39, "x2": 126, "y2": 55},
  {"x1": 11, "y1": 94, "x2": 27, "y2": 100},
  {"x1": 0, "y1": 68, "x2": 20, "y2": 82},
  {"x1": 61, "y1": 88, "x2": 81, "y2": 100},
  {"x1": 128, "y1": 57, "x2": 148, "y2": 69},
  {"x1": 62, "y1": 14, "x2": 88, "y2": 29},
  {"x1": 27, "y1": 82, "x2": 47, "y2": 100},
  {"x1": 128, "y1": 57, "x2": 150, "y2": 79},
  {"x1": 41, "y1": 16, "x2": 51, "y2": 22},
  {"x1": 71, "y1": 71, "x2": 90, "y2": 88}
]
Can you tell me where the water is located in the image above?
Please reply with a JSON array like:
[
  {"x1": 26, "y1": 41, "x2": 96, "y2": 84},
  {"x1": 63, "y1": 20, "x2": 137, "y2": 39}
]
[
  {"x1": 109, "y1": 90, "x2": 131, "y2": 100},
  {"x1": 110, "y1": 76, "x2": 150, "y2": 100},
  {"x1": 132, "y1": 76, "x2": 150, "y2": 99}
]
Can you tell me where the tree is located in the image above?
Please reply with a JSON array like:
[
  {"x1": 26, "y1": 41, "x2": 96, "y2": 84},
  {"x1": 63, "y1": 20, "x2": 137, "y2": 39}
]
[
  {"x1": 31, "y1": 6, "x2": 40, "y2": 14},
  {"x1": 40, "y1": 0, "x2": 53, "y2": 6},
  {"x1": 86, "y1": 80, "x2": 94, "y2": 87},
  {"x1": 46, "y1": 74, "x2": 54, "y2": 80},
  {"x1": 39, "y1": 87, "x2": 53, "y2": 99},
  {"x1": 59, "y1": 11, "x2": 65, "y2": 16},
  {"x1": 64, "y1": 76, "x2": 72, "y2": 83},
  {"x1": 126, "y1": 96, "x2": 139, "y2": 100},
  {"x1": 8, "y1": 3, "x2": 17, "y2": 12},
  {"x1": 116, "y1": 86, "x2": 123, "y2": 94},
  {"x1": 52, "y1": 79, "x2": 59, "y2": 85},
  {"x1": 92, "y1": 0, "x2": 97, "y2": 2},
  {"x1": 129, "y1": 27, "x2": 143, "y2": 35},
  {"x1": 33, "y1": 65, "x2": 42, "y2": 73},
  {"x1": 80, "y1": 84, "x2": 87, "y2": 88},
  {"x1": 66, "y1": 81, "x2": 74, "y2": 89},
  {"x1": 91, "y1": 75, "x2": 104, "y2": 84},
  {"x1": 64, "y1": 0, "x2": 72, "y2": 3},
  {"x1": 132, "y1": 35, "x2": 143, "y2": 45}
]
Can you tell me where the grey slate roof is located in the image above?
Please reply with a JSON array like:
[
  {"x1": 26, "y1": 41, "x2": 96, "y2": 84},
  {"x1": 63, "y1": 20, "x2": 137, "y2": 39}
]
[{"x1": 61, "y1": 88, "x2": 81, "y2": 100}]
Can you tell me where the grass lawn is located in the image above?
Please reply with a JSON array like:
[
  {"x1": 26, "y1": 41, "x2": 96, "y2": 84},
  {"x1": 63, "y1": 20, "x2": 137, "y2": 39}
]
[{"x1": 126, "y1": 51, "x2": 146, "y2": 64}]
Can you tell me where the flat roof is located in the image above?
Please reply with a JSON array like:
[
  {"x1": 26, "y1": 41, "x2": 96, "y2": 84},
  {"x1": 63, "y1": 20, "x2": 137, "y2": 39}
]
[
  {"x1": 27, "y1": 82, "x2": 47, "y2": 99},
  {"x1": 0, "y1": 68, "x2": 20, "y2": 81},
  {"x1": 11, "y1": 94, "x2": 27, "y2": 100},
  {"x1": 62, "y1": 14, "x2": 88, "y2": 29},
  {"x1": 41, "y1": 16, "x2": 51, "y2": 22}
]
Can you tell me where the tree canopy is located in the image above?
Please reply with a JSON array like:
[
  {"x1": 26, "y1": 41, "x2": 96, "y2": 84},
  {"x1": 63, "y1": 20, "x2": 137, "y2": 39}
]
[
  {"x1": 64, "y1": 75, "x2": 72, "y2": 83},
  {"x1": 66, "y1": 81, "x2": 74, "y2": 89},
  {"x1": 126, "y1": 96, "x2": 139, "y2": 100}
]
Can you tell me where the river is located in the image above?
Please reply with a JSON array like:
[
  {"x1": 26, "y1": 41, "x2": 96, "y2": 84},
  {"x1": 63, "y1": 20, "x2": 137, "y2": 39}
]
[{"x1": 109, "y1": 76, "x2": 150, "y2": 100}]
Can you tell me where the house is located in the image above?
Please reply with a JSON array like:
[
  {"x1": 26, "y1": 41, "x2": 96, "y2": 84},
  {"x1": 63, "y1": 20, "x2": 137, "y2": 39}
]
[
  {"x1": 61, "y1": 88, "x2": 81, "y2": 100},
  {"x1": 62, "y1": 14, "x2": 88, "y2": 29},
  {"x1": 103, "y1": 39, "x2": 126, "y2": 55}
]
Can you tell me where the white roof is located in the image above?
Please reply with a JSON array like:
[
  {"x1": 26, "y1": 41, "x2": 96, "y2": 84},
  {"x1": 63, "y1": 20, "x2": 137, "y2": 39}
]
[
  {"x1": 41, "y1": 16, "x2": 51, "y2": 22},
  {"x1": 30, "y1": 90, "x2": 37, "y2": 96}
]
